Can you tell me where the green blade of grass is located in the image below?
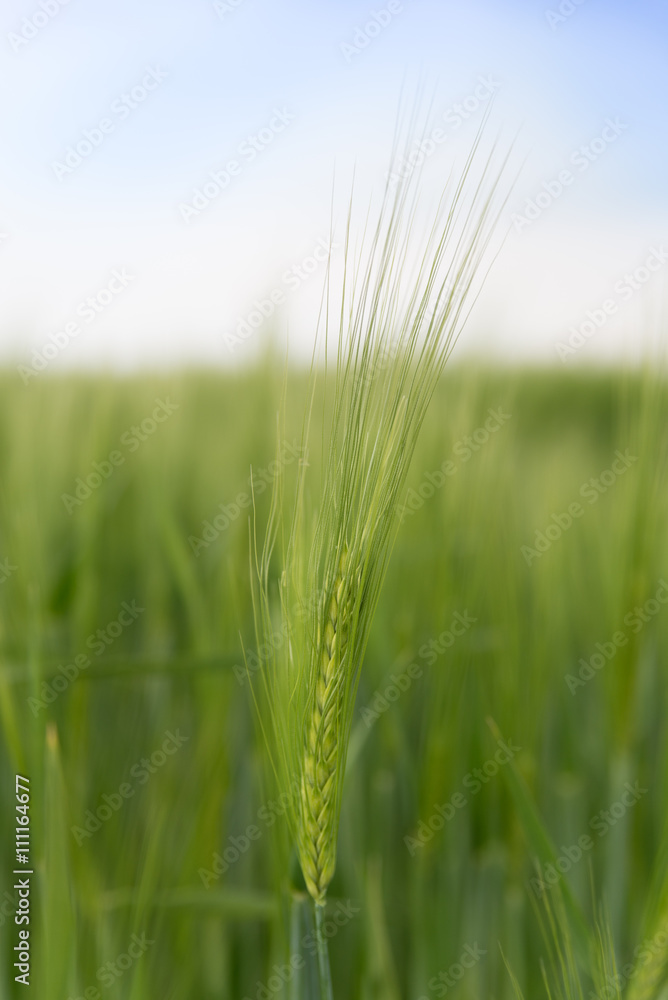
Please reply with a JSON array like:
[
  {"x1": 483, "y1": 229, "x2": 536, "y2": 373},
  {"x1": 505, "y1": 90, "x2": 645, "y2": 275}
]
[
  {"x1": 486, "y1": 717, "x2": 592, "y2": 960},
  {"x1": 42, "y1": 722, "x2": 77, "y2": 1000}
]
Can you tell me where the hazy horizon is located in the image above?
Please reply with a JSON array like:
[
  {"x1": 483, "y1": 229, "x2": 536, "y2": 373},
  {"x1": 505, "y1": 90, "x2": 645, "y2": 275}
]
[{"x1": 2, "y1": 0, "x2": 666, "y2": 373}]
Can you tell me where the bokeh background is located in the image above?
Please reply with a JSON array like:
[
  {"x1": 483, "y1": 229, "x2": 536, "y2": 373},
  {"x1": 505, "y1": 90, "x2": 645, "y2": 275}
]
[{"x1": 1, "y1": 2, "x2": 668, "y2": 1000}]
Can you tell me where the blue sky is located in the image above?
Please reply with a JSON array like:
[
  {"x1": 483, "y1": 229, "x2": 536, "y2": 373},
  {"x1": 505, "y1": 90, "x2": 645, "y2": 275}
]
[{"x1": 1, "y1": 0, "x2": 667, "y2": 370}]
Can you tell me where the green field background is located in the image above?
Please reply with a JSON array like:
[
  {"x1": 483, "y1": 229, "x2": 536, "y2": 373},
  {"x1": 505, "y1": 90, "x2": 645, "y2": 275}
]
[{"x1": 1, "y1": 365, "x2": 667, "y2": 999}]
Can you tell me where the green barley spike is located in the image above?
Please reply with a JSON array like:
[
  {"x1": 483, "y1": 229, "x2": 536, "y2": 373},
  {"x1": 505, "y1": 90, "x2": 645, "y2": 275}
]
[{"x1": 299, "y1": 546, "x2": 351, "y2": 904}]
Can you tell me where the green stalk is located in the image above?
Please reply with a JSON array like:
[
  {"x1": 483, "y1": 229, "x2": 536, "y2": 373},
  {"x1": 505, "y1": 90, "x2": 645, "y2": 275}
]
[
  {"x1": 314, "y1": 903, "x2": 333, "y2": 1000},
  {"x1": 289, "y1": 892, "x2": 306, "y2": 1000}
]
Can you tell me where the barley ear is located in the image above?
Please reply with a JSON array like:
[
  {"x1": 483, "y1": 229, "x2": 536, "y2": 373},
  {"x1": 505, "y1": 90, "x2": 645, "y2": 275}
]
[{"x1": 298, "y1": 546, "x2": 352, "y2": 904}]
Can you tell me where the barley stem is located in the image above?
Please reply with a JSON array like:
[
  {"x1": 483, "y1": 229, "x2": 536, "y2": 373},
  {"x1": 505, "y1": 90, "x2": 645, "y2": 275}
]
[{"x1": 314, "y1": 902, "x2": 333, "y2": 1000}]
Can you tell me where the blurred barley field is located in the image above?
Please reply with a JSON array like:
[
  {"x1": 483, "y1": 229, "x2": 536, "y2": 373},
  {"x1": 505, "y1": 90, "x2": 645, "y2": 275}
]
[{"x1": 1, "y1": 363, "x2": 668, "y2": 1000}]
